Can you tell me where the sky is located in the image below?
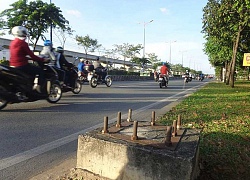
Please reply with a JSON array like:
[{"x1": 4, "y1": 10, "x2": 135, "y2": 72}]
[{"x1": 0, "y1": 0, "x2": 214, "y2": 74}]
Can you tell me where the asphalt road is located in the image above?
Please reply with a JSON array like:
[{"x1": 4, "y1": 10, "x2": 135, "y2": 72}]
[{"x1": 0, "y1": 79, "x2": 208, "y2": 180}]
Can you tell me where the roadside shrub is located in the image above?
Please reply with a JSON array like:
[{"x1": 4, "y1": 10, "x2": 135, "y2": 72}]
[{"x1": 0, "y1": 60, "x2": 9, "y2": 66}]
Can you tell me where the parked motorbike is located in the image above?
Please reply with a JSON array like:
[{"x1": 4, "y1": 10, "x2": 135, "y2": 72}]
[
  {"x1": 55, "y1": 63, "x2": 82, "y2": 94},
  {"x1": 158, "y1": 74, "x2": 168, "y2": 88},
  {"x1": 86, "y1": 65, "x2": 112, "y2": 88},
  {"x1": 0, "y1": 61, "x2": 62, "y2": 110}
]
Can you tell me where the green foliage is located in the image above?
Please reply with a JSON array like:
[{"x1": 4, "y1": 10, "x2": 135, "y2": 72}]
[
  {"x1": 112, "y1": 43, "x2": 143, "y2": 69},
  {"x1": 75, "y1": 35, "x2": 101, "y2": 56},
  {"x1": 202, "y1": 0, "x2": 250, "y2": 87},
  {"x1": 130, "y1": 57, "x2": 151, "y2": 67},
  {"x1": 0, "y1": 60, "x2": 9, "y2": 65},
  {"x1": 113, "y1": 43, "x2": 143, "y2": 60},
  {"x1": 159, "y1": 81, "x2": 250, "y2": 180},
  {"x1": 0, "y1": 0, "x2": 70, "y2": 50},
  {"x1": 147, "y1": 53, "x2": 161, "y2": 70}
]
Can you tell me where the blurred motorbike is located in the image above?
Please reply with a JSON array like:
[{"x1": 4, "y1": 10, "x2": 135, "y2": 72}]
[
  {"x1": 78, "y1": 71, "x2": 88, "y2": 84},
  {"x1": 198, "y1": 74, "x2": 204, "y2": 81},
  {"x1": 0, "y1": 61, "x2": 62, "y2": 110},
  {"x1": 158, "y1": 74, "x2": 168, "y2": 88},
  {"x1": 55, "y1": 63, "x2": 82, "y2": 94},
  {"x1": 184, "y1": 75, "x2": 192, "y2": 83},
  {"x1": 86, "y1": 65, "x2": 112, "y2": 88}
]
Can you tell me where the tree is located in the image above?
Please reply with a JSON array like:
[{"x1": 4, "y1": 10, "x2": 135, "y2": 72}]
[
  {"x1": 130, "y1": 57, "x2": 151, "y2": 69},
  {"x1": 171, "y1": 63, "x2": 186, "y2": 75},
  {"x1": 113, "y1": 43, "x2": 143, "y2": 69},
  {"x1": 147, "y1": 53, "x2": 161, "y2": 70},
  {"x1": 75, "y1": 34, "x2": 102, "y2": 58},
  {"x1": 0, "y1": 18, "x2": 5, "y2": 36},
  {"x1": 104, "y1": 48, "x2": 117, "y2": 59},
  {"x1": 202, "y1": 0, "x2": 250, "y2": 87},
  {"x1": 53, "y1": 25, "x2": 74, "y2": 49},
  {"x1": 0, "y1": 0, "x2": 69, "y2": 50}
]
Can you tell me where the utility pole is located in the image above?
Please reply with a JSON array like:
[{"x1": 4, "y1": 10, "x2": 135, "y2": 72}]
[{"x1": 50, "y1": 0, "x2": 52, "y2": 42}]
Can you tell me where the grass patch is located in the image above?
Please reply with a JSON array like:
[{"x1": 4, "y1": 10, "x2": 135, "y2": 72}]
[{"x1": 159, "y1": 81, "x2": 250, "y2": 180}]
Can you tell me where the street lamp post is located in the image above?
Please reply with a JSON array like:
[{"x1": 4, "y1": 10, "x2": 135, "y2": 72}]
[
  {"x1": 180, "y1": 50, "x2": 187, "y2": 67},
  {"x1": 166, "y1": 40, "x2": 176, "y2": 64},
  {"x1": 139, "y1": 20, "x2": 153, "y2": 58},
  {"x1": 50, "y1": 0, "x2": 53, "y2": 42}
]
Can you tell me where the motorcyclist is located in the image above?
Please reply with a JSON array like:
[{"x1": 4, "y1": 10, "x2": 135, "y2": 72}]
[
  {"x1": 9, "y1": 26, "x2": 48, "y2": 93},
  {"x1": 77, "y1": 58, "x2": 85, "y2": 74},
  {"x1": 93, "y1": 57, "x2": 107, "y2": 81},
  {"x1": 40, "y1": 40, "x2": 56, "y2": 63},
  {"x1": 160, "y1": 62, "x2": 169, "y2": 82},
  {"x1": 199, "y1": 73, "x2": 204, "y2": 81},
  {"x1": 77, "y1": 58, "x2": 86, "y2": 81},
  {"x1": 184, "y1": 69, "x2": 192, "y2": 82},
  {"x1": 55, "y1": 46, "x2": 75, "y2": 87}
]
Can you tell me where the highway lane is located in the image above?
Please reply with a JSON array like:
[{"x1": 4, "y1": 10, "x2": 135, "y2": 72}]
[{"x1": 0, "y1": 79, "x2": 208, "y2": 179}]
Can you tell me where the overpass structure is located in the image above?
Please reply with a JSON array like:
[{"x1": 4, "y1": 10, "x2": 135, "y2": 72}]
[{"x1": 0, "y1": 37, "x2": 139, "y2": 70}]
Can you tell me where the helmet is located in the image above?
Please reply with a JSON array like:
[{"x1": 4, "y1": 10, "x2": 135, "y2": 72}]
[
  {"x1": 11, "y1": 26, "x2": 28, "y2": 38},
  {"x1": 56, "y1": 46, "x2": 64, "y2": 53},
  {"x1": 80, "y1": 58, "x2": 85, "y2": 62},
  {"x1": 163, "y1": 62, "x2": 166, "y2": 66},
  {"x1": 44, "y1": 40, "x2": 52, "y2": 46}
]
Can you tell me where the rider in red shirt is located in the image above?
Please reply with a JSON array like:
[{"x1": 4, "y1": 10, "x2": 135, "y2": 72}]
[
  {"x1": 160, "y1": 62, "x2": 169, "y2": 75},
  {"x1": 160, "y1": 62, "x2": 169, "y2": 82},
  {"x1": 9, "y1": 26, "x2": 47, "y2": 93}
]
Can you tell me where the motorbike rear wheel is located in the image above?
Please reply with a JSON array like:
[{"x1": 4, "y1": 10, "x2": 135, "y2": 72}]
[
  {"x1": 72, "y1": 80, "x2": 82, "y2": 94},
  {"x1": 105, "y1": 76, "x2": 112, "y2": 87},
  {"x1": 0, "y1": 85, "x2": 8, "y2": 110},
  {"x1": 159, "y1": 82, "x2": 163, "y2": 88},
  {"x1": 90, "y1": 77, "x2": 98, "y2": 88},
  {"x1": 47, "y1": 83, "x2": 62, "y2": 103}
]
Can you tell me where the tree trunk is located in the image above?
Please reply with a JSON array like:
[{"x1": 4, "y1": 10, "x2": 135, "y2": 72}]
[
  {"x1": 220, "y1": 67, "x2": 226, "y2": 83},
  {"x1": 229, "y1": 26, "x2": 242, "y2": 88},
  {"x1": 226, "y1": 60, "x2": 232, "y2": 85},
  {"x1": 248, "y1": 67, "x2": 250, "y2": 81},
  {"x1": 223, "y1": 61, "x2": 228, "y2": 83}
]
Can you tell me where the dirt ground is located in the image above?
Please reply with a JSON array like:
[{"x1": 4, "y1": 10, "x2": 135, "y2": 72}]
[
  {"x1": 29, "y1": 155, "x2": 110, "y2": 180},
  {"x1": 29, "y1": 156, "x2": 77, "y2": 180}
]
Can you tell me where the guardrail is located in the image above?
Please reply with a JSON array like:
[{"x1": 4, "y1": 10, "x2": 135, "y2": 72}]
[
  {"x1": 110, "y1": 75, "x2": 182, "y2": 81},
  {"x1": 110, "y1": 75, "x2": 153, "y2": 81}
]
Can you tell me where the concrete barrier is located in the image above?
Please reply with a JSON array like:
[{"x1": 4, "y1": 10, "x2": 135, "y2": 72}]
[{"x1": 76, "y1": 120, "x2": 201, "y2": 180}]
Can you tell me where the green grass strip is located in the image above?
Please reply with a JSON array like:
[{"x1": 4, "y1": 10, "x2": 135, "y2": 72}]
[{"x1": 159, "y1": 81, "x2": 250, "y2": 180}]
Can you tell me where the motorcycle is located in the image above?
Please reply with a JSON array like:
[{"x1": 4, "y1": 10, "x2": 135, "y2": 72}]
[
  {"x1": 198, "y1": 74, "x2": 204, "y2": 81},
  {"x1": 77, "y1": 71, "x2": 88, "y2": 84},
  {"x1": 0, "y1": 61, "x2": 62, "y2": 110},
  {"x1": 55, "y1": 64, "x2": 82, "y2": 94},
  {"x1": 154, "y1": 71, "x2": 159, "y2": 82},
  {"x1": 73, "y1": 57, "x2": 88, "y2": 85},
  {"x1": 184, "y1": 75, "x2": 192, "y2": 83},
  {"x1": 158, "y1": 74, "x2": 169, "y2": 88},
  {"x1": 86, "y1": 65, "x2": 112, "y2": 88}
]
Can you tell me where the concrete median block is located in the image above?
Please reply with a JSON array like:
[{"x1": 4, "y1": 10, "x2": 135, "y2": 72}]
[{"x1": 76, "y1": 123, "x2": 201, "y2": 180}]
